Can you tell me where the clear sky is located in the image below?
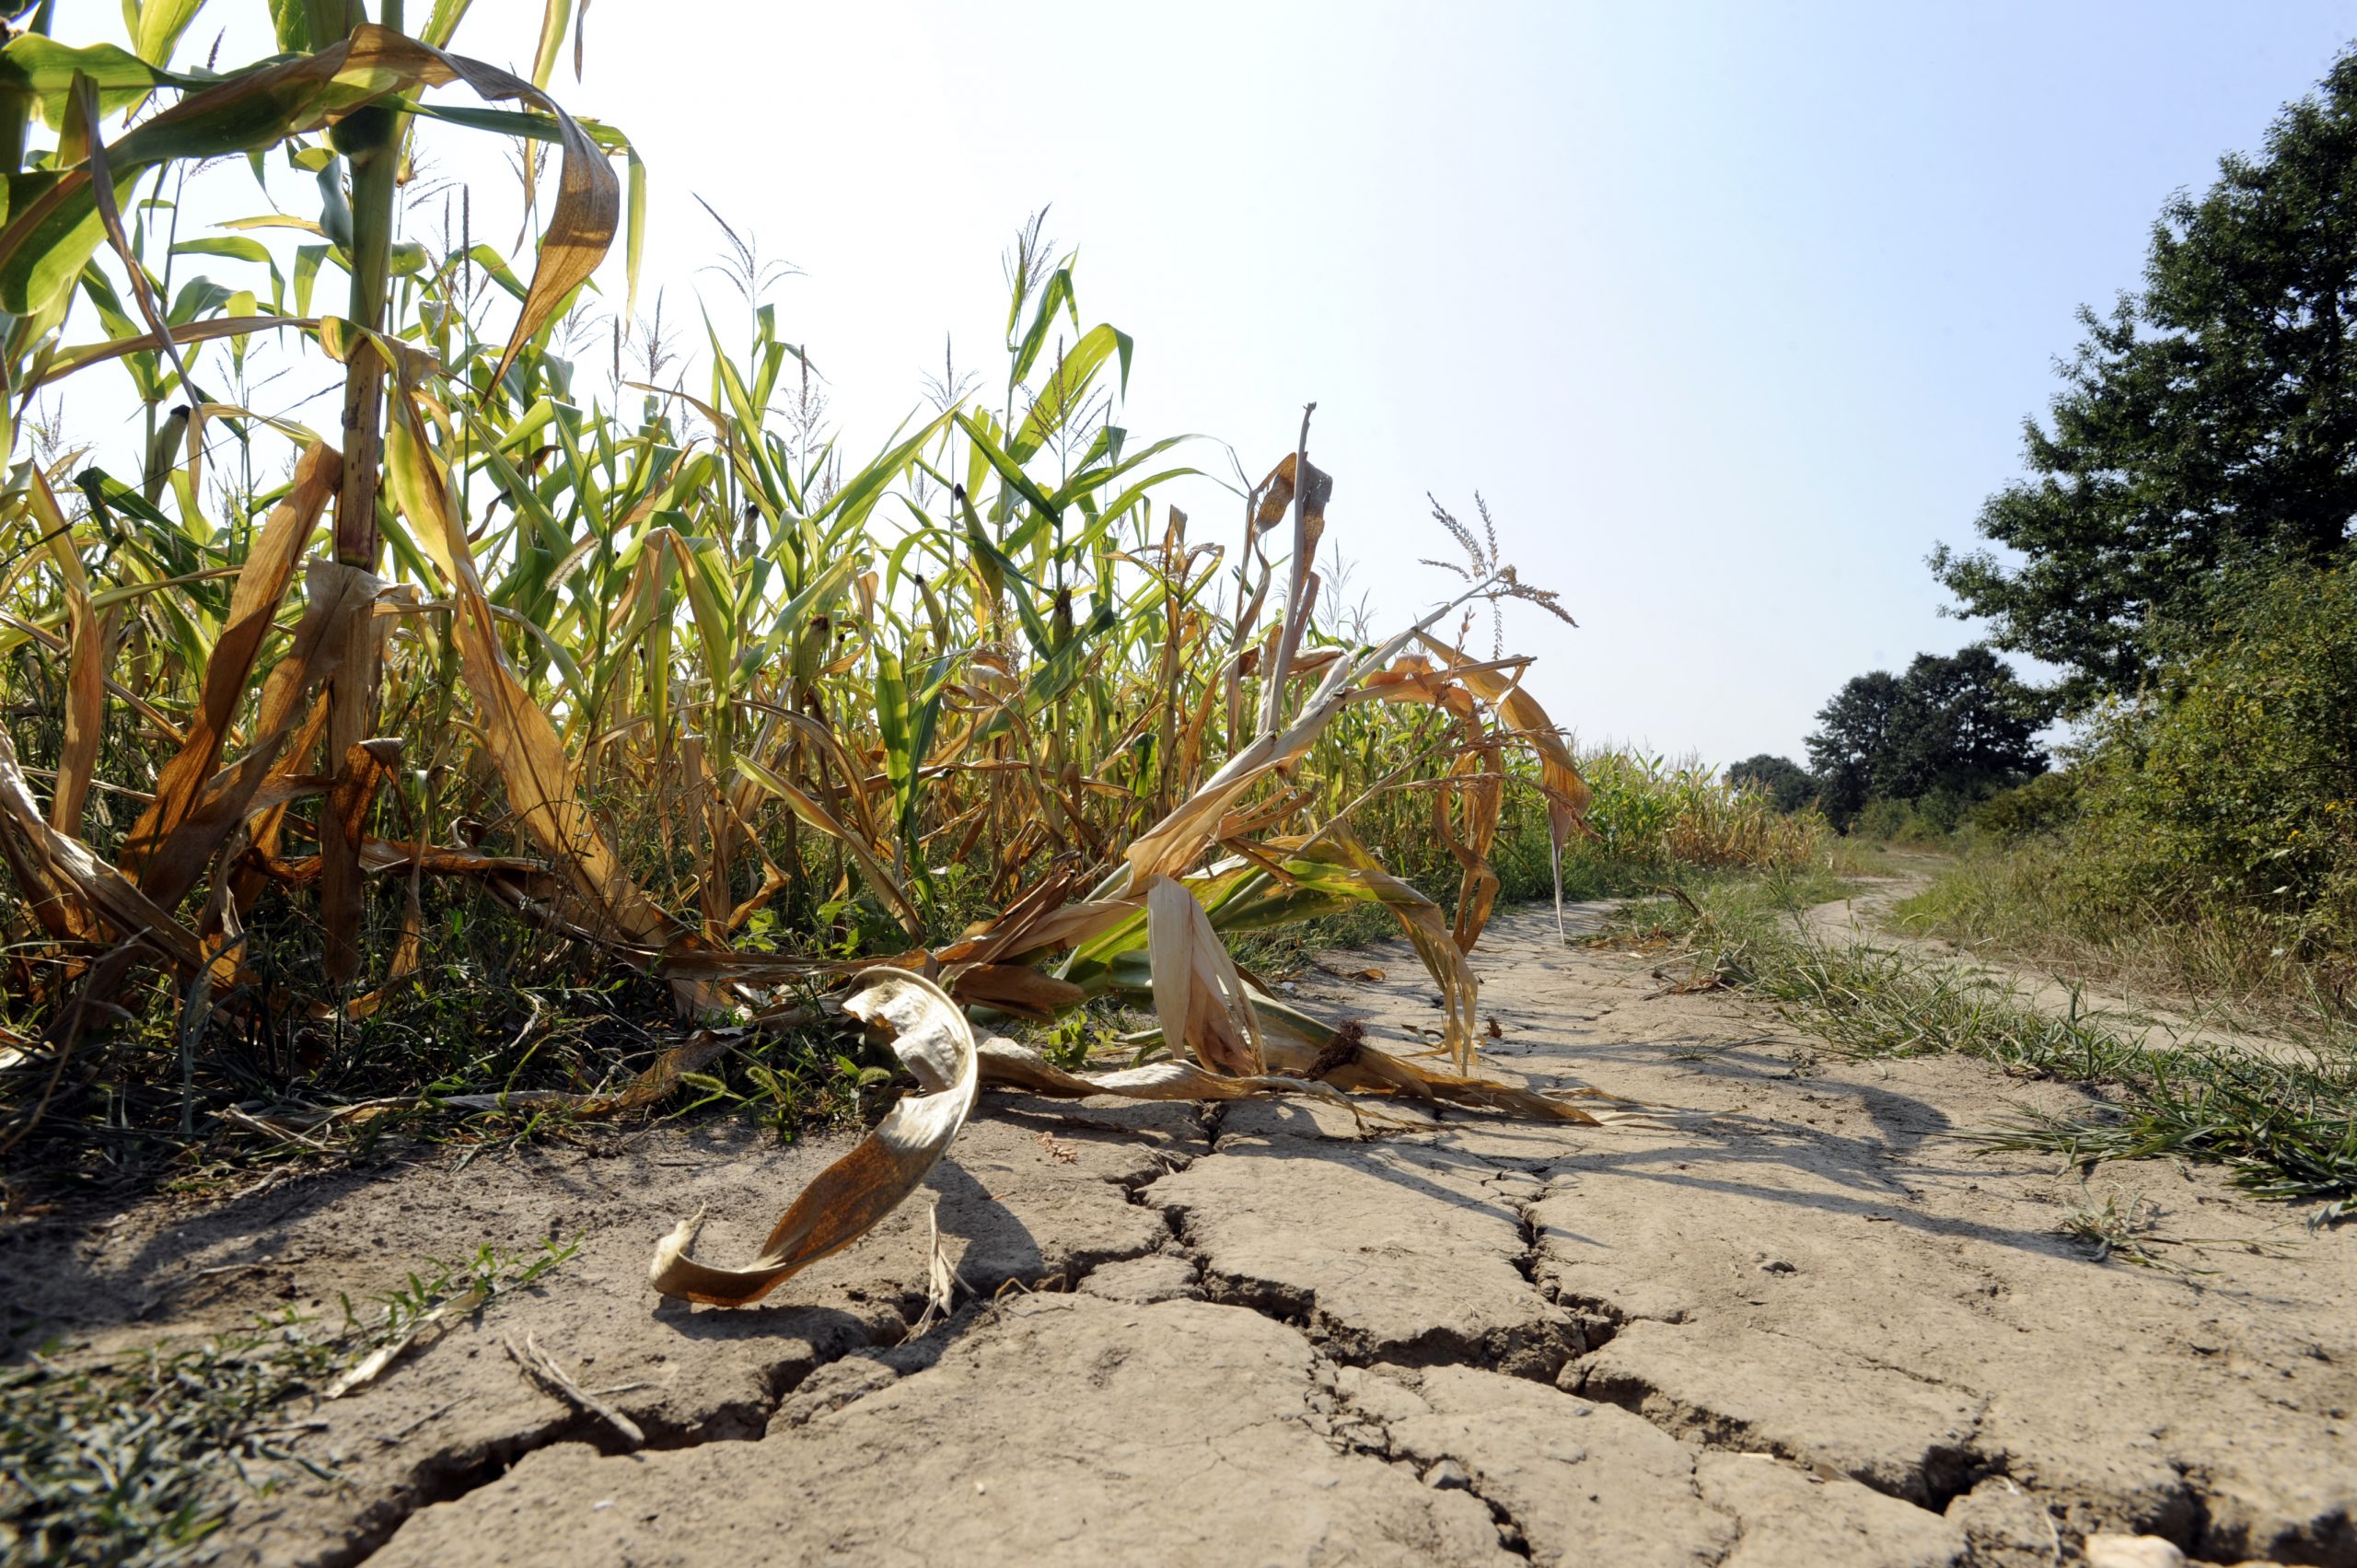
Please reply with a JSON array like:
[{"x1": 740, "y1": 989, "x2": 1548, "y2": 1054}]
[{"x1": 91, "y1": 2, "x2": 2357, "y2": 766}]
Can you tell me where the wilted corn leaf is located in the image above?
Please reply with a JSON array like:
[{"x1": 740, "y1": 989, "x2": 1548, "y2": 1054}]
[
  {"x1": 1241, "y1": 834, "x2": 1484, "y2": 1071},
  {"x1": 971, "y1": 1032, "x2": 1374, "y2": 1119},
  {"x1": 946, "y1": 962, "x2": 1087, "y2": 1021},
  {"x1": 118, "y1": 443, "x2": 340, "y2": 901},
  {"x1": 1416, "y1": 632, "x2": 1591, "y2": 938},
  {"x1": 732, "y1": 753, "x2": 923, "y2": 939},
  {"x1": 25, "y1": 469, "x2": 106, "y2": 842},
  {"x1": 1144, "y1": 874, "x2": 1264, "y2": 1075},
  {"x1": 648, "y1": 970, "x2": 979, "y2": 1307},
  {"x1": 0, "y1": 728, "x2": 204, "y2": 972},
  {"x1": 0, "y1": 28, "x2": 616, "y2": 326},
  {"x1": 384, "y1": 385, "x2": 711, "y2": 1007},
  {"x1": 1248, "y1": 993, "x2": 1631, "y2": 1124}
]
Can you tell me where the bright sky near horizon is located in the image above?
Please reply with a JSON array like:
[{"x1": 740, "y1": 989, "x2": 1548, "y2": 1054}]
[{"x1": 92, "y1": 1, "x2": 2357, "y2": 768}]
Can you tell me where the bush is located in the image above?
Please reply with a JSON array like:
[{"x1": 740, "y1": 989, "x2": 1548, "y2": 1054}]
[
  {"x1": 1850, "y1": 791, "x2": 1975, "y2": 845},
  {"x1": 1968, "y1": 772, "x2": 2081, "y2": 842},
  {"x1": 2063, "y1": 565, "x2": 2357, "y2": 950},
  {"x1": 1578, "y1": 753, "x2": 1831, "y2": 873}
]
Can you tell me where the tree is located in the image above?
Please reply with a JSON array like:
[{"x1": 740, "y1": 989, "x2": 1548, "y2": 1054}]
[
  {"x1": 1933, "y1": 46, "x2": 2357, "y2": 704},
  {"x1": 1874, "y1": 647, "x2": 2047, "y2": 800},
  {"x1": 1727, "y1": 754, "x2": 1817, "y2": 813},
  {"x1": 1805, "y1": 649, "x2": 2047, "y2": 823},
  {"x1": 1805, "y1": 670, "x2": 1901, "y2": 822}
]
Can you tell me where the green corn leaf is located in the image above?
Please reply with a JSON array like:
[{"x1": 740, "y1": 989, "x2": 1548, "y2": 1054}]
[
  {"x1": 130, "y1": 0, "x2": 210, "y2": 70},
  {"x1": 1011, "y1": 321, "x2": 1132, "y2": 462},
  {"x1": 954, "y1": 409, "x2": 1059, "y2": 525},
  {"x1": 1009, "y1": 263, "x2": 1074, "y2": 384}
]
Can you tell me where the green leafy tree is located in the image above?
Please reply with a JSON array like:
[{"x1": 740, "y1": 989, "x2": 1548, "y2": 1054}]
[
  {"x1": 1875, "y1": 646, "x2": 2049, "y2": 800},
  {"x1": 1807, "y1": 649, "x2": 2046, "y2": 823},
  {"x1": 1933, "y1": 46, "x2": 2357, "y2": 703},
  {"x1": 1805, "y1": 669, "x2": 1900, "y2": 822},
  {"x1": 1727, "y1": 753, "x2": 1817, "y2": 813}
]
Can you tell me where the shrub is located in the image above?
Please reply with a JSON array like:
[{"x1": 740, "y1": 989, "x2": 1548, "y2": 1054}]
[
  {"x1": 1968, "y1": 772, "x2": 2081, "y2": 842},
  {"x1": 1578, "y1": 752, "x2": 1830, "y2": 874},
  {"x1": 2063, "y1": 565, "x2": 2357, "y2": 950}
]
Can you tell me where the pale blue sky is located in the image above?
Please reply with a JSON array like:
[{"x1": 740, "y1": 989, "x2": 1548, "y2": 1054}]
[{"x1": 93, "y1": 2, "x2": 2357, "y2": 765}]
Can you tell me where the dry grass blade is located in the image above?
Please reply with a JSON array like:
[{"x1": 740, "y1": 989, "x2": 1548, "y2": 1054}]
[
  {"x1": 906, "y1": 1197, "x2": 971, "y2": 1339},
  {"x1": 325, "y1": 1283, "x2": 485, "y2": 1400},
  {"x1": 648, "y1": 970, "x2": 979, "y2": 1307}
]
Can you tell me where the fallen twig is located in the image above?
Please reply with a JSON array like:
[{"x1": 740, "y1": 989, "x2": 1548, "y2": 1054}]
[{"x1": 504, "y1": 1332, "x2": 644, "y2": 1449}]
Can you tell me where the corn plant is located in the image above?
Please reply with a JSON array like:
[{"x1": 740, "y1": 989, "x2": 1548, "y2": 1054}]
[{"x1": 0, "y1": 0, "x2": 1631, "y2": 1188}]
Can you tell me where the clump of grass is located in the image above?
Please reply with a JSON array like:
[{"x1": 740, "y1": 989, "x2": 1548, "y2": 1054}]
[
  {"x1": 1589, "y1": 860, "x2": 1865, "y2": 949},
  {"x1": 2053, "y1": 1189, "x2": 2198, "y2": 1272},
  {"x1": 1980, "y1": 1054, "x2": 2357, "y2": 1227},
  {"x1": 0, "y1": 1241, "x2": 573, "y2": 1567}
]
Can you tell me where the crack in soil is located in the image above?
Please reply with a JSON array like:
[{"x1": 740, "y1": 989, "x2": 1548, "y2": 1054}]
[
  {"x1": 1566, "y1": 1346, "x2": 2004, "y2": 1516},
  {"x1": 1309, "y1": 1357, "x2": 1537, "y2": 1561},
  {"x1": 328, "y1": 1137, "x2": 1216, "y2": 1566},
  {"x1": 308, "y1": 1106, "x2": 2333, "y2": 1568}
]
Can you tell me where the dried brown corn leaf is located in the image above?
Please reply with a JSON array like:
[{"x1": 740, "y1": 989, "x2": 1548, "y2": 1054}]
[
  {"x1": 1254, "y1": 1013, "x2": 1627, "y2": 1125},
  {"x1": 971, "y1": 1034, "x2": 1375, "y2": 1121},
  {"x1": 1144, "y1": 874, "x2": 1265, "y2": 1075},
  {"x1": 0, "y1": 729, "x2": 204, "y2": 973},
  {"x1": 119, "y1": 443, "x2": 340, "y2": 895},
  {"x1": 1415, "y1": 632, "x2": 1592, "y2": 938},
  {"x1": 385, "y1": 388, "x2": 720, "y2": 1010},
  {"x1": 648, "y1": 970, "x2": 979, "y2": 1307},
  {"x1": 946, "y1": 962, "x2": 1087, "y2": 1021},
  {"x1": 144, "y1": 558, "x2": 372, "y2": 914}
]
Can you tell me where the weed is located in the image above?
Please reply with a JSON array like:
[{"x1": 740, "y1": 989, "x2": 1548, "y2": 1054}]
[
  {"x1": 0, "y1": 1241, "x2": 574, "y2": 1567},
  {"x1": 2053, "y1": 1189, "x2": 2203, "y2": 1272}
]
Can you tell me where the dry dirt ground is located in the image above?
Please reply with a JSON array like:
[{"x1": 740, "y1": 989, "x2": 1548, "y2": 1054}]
[{"x1": 4, "y1": 900, "x2": 2351, "y2": 1568}]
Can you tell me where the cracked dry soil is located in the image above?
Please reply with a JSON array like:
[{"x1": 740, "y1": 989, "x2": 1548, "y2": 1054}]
[{"x1": 4, "y1": 902, "x2": 2352, "y2": 1568}]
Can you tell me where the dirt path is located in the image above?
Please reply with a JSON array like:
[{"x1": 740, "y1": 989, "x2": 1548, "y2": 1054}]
[{"x1": 5, "y1": 905, "x2": 2351, "y2": 1567}]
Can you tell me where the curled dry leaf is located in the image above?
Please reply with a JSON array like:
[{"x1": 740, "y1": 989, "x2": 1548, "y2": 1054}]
[
  {"x1": 1144, "y1": 874, "x2": 1265, "y2": 1075},
  {"x1": 946, "y1": 961, "x2": 1088, "y2": 1020},
  {"x1": 971, "y1": 1033, "x2": 1377, "y2": 1121},
  {"x1": 647, "y1": 970, "x2": 980, "y2": 1307}
]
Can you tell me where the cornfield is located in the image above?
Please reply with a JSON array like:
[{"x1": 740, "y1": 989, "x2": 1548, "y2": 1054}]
[{"x1": 0, "y1": 4, "x2": 1821, "y2": 1284}]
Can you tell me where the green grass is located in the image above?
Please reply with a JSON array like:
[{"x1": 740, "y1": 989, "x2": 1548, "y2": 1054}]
[
  {"x1": 1621, "y1": 871, "x2": 2357, "y2": 1228},
  {"x1": 0, "y1": 1240, "x2": 574, "y2": 1567},
  {"x1": 1892, "y1": 842, "x2": 2357, "y2": 1038}
]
